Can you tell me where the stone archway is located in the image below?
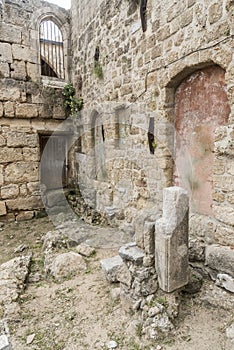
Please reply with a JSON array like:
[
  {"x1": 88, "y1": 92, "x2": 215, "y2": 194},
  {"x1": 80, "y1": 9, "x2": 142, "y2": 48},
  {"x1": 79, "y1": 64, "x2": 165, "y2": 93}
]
[{"x1": 174, "y1": 65, "x2": 230, "y2": 215}]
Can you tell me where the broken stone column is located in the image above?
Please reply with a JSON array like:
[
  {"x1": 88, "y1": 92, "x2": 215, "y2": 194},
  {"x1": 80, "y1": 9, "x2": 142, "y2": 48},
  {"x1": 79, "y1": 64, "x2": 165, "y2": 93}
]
[{"x1": 155, "y1": 186, "x2": 189, "y2": 293}]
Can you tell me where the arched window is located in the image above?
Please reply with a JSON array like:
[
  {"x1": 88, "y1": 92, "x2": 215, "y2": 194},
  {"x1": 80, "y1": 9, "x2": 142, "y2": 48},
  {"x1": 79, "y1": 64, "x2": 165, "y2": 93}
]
[{"x1": 39, "y1": 19, "x2": 64, "y2": 79}]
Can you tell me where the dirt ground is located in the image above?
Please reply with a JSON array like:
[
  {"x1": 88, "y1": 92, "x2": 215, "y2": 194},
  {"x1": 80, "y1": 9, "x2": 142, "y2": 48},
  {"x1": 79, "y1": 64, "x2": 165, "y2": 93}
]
[{"x1": 0, "y1": 217, "x2": 234, "y2": 350}]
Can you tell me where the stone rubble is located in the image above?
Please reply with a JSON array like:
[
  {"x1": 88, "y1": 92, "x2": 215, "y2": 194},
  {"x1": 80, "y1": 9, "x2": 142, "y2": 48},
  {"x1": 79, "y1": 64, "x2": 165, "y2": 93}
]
[{"x1": 100, "y1": 255, "x2": 123, "y2": 283}]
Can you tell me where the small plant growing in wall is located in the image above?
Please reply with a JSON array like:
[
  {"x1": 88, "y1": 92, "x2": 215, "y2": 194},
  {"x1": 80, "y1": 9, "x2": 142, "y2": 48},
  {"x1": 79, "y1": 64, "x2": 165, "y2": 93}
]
[{"x1": 62, "y1": 83, "x2": 83, "y2": 116}]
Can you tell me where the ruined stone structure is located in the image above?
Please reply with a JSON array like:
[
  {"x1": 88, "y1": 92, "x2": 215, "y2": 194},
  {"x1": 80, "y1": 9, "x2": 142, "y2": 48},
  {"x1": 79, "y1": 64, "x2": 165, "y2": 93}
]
[
  {"x1": 70, "y1": 0, "x2": 233, "y2": 247},
  {"x1": 70, "y1": 0, "x2": 234, "y2": 306},
  {"x1": 0, "y1": 0, "x2": 234, "y2": 297},
  {"x1": 0, "y1": 0, "x2": 71, "y2": 221}
]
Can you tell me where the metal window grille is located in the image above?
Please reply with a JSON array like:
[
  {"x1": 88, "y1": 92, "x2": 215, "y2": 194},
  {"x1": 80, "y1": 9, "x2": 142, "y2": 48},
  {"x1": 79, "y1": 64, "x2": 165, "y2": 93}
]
[{"x1": 40, "y1": 19, "x2": 65, "y2": 79}]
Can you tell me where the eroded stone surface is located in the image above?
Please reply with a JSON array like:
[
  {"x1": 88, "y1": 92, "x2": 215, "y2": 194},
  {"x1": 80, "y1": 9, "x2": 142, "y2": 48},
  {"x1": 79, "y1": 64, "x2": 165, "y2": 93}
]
[
  {"x1": 155, "y1": 187, "x2": 189, "y2": 292},
  {"x1": 100, "y1": 255, "x2": 123, "y2": 283}
]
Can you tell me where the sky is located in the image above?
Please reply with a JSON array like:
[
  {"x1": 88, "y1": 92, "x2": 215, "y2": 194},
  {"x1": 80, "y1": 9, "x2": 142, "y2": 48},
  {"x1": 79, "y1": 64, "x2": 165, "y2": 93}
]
[{"x1": 48, "y1": 0, "x2": 71, "y2": 10}]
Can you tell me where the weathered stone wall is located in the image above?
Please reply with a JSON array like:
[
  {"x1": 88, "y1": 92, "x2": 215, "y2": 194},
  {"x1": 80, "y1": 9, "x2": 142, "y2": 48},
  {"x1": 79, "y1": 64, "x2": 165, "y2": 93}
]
[
  {"x1": 71, "y1": 0, "x2": 234, "y2": 246},
  {"x1": 0, "y1": 0, "x2": 71, "y2": 221}
]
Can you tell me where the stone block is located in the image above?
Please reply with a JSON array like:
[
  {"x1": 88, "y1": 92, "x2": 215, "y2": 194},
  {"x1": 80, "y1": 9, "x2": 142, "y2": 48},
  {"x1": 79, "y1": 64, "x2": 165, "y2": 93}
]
[
  {"x1": 4, "y1": 101, "x2": 15, "y2": 117},
  {"x1": 15, "y1": 103, "x2": 38, "y2": 118},
  {"x1": 0, "y1": 43, "x2": 12, "y2": 63},
  {"x1": 4, "y1": 162, "x2": 39, "y2": 184},
  {"x1": 0, "y1": 147, "x2": 23, "y2": 163},
  {"x1": 119, "y1": 243, "x2": 145, "y2": 265},
  {"x1": 216, "y1": 274, "x2": 234, "y2": 293},
  {"x1": 0, "y1": 85, "x2": 20, "y2": 102},
  {"x1": 1, "y1": 184, "x2": 19, "y2": 199},
  {"x1": 208, "y1": 3, "x2": 222, "y2": 24},
  {"x1": 100, "y1": 255, "x2": 123, "y2": 282},
  {"x1": 6, "y1": 196, "x2": 43, "y2": 211},
  {"x1": 7, "y1": 131, "x2": 38, "y2": 148},
  {"x1": 213, "y1": 205, "x2": 234, "y2": 226},
  {"x1": 76, "y1": 243, "x2": 95, "y2": 257},
  {"x1": 0, "y1": 334, "x2": 10, "y2": 350},
  {"x1": 215, "y1": 224, "x2": 234, "y2": 246},
  {"x1": 16, "y1": 211, "x2": 34, "y2": 221},
  {"x1": 22, "y1": 147, "x2": 40, "y2": 162},
  {"x1": 10, "y1": 60, "x2": 27, "y2": 80},
  {"x1": 0, "y1": 202, "x2": 7, "y2": 216},
  {"x1": 47, "y1": 252, "x2": 87, "y2": 280},
  {"x1": 12, "y1": 44, "x2": 32, "y2": 62},
  {"x1": 0, "y1": 23, "x2": 21, "y2": 44},
  {"x1": 26, "y1": 62, "x2": 38, "y2": 81},
  {"x1": 155, "y1": 187, "x2": 189, "y2": 293},
  {"x1": 205, "y1": 244, "x2": 234, "y2": 277},
  {"x1": 0, "y1": 63, "x2": 10, "y2": 78}
]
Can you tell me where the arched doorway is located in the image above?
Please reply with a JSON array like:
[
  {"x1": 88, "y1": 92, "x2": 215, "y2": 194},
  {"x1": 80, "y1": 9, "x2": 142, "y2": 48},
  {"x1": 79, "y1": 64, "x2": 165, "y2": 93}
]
[{"x1": 174, "y1": 65, "x2": 230, "y2": 215}]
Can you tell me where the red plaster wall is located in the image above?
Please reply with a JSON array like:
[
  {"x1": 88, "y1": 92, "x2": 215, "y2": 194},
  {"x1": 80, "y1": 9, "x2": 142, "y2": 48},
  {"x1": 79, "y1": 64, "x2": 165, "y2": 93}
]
[{"x1": 174, "y1": 66, "x2": 230, "y2": 215}]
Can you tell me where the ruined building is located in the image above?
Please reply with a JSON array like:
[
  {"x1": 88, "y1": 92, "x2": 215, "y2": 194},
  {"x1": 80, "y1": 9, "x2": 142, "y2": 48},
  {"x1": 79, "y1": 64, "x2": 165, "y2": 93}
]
[{"x1": 0, "y1": 0, "x2": 233, "y2": 297}]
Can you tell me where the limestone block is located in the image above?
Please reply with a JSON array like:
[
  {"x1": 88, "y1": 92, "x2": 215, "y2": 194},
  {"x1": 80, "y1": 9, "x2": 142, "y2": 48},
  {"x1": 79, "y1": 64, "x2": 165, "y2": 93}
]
[
  {"x1": 76, "y1": 243, "x2": 95, "y2": 257},
  {"x1": 6, "y1": 196, "x2": 43, "y2": 211},
  {"x1": 12, "y1": 44, "x2": 32, "y2": 62},
  {"x1": 27, "y1": 182, "x2": 40, "y2": 195},
  {"x1": 4, "y1": 162, "x2": 39, "y2": 184},
  {"x1": 26, "y1": 62, "x2": 38, "y2": 81},
  {"x1": 117, "y1": 262, "x2": 132, "y2": 288},
  {"x1": 213, "y1": 205, "x2": 234, "y2": 226},
  {"x1": 0, "y1": 334, "x2": 10, "y2": 350},
  {"x1": 155, "y1": 187, "x2": 189, "y2": 293},
  {"x1": 208, "y1": 3, "x2": 222, "y2": 24},
  {"x1": 213, "y1": 175, "x2": 234, "y2": 192},
  {"x1": 0, "y1": 202, "x2": 7, "y2": 216},
  {"x1": 16, "y1": 211, "x2": 34, "y2": 221},
  {"x1": 0, "y1": 63, "x2": 10, "y2": 78},
  {"x1": 0, "y1": 43, "x2": 12, "y2": 63},
  {"x1": 119, "y1": 243, "x2": 145, "y2": 265},
  {"x1": 215, "y1": 224, "x2": 234, "y2": 246},
  {"x1": 216, "y1": 274, "x2": 234, "y2": 293},
  {"x1": 4, "y1": 101, "x2": 15, "y2": 117},
  {"x1": 15, "y1": 103, "x2": 38, "y2": 118},
  {"x1": 0, "y1": 86, "x2": 20, "y2": 102},
  {"x1": 1, "y1": 184, "x2": 19, "y2": 199},
  {"x1": 0, "y1": 147, "x2": 23, "y2": 163},
  {"x1": 100, "y1": 255, "x2": 123, "y2": 282},
  {"x1": 23, "y1": 148, "x2": 40, "y2": 162},
  {"x1": 205, "y1": 244, "x2": 234, "y2": 277},
  {"x1": 11, "y1": 60, "x2": 27, "y2": 80},
  {"x1": 7, "y1": 131, "x2": 38, "y2": 148},
  {"x1": 0, "y1": 23, "x2": 21, "y2": 44}
]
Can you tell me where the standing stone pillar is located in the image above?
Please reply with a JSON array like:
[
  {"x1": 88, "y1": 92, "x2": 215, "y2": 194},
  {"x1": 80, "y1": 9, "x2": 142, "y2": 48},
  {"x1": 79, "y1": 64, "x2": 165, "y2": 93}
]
[{"x1": 155, "y1": 187, "x2": 189, "y2": 293}]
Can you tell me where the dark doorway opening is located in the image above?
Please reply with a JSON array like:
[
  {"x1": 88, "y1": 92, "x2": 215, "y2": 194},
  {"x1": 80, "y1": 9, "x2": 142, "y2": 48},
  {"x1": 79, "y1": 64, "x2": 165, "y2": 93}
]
[{"x1": 39, "y1": 133, "x2": 68, "y2": 190}]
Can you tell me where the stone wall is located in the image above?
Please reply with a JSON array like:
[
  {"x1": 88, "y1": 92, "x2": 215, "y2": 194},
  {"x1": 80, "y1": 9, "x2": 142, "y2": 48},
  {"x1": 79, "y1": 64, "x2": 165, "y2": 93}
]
[
  {"x1": 0, "y1": 0, "x2": 71, "y2": 221},
  {"x1": 71, "y1": 0, "x2": 234, "y2": 246}
]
